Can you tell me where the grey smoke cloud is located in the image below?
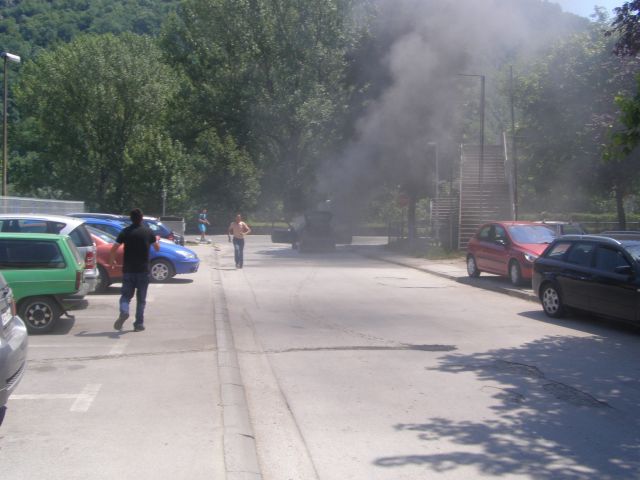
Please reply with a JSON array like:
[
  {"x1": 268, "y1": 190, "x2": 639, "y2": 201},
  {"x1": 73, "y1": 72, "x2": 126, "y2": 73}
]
[{"x1": 321, "y1": 0, "x2": 584, "y2": 215}]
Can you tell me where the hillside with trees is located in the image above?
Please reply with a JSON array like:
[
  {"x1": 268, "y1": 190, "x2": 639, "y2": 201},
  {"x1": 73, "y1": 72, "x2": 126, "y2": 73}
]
[{"x1": 1, "y1": 0, "x2": 638, "y2": 230}]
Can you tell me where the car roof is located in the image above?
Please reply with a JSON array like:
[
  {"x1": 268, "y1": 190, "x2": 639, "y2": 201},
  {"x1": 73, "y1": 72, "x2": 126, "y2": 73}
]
[
  {"x1": 535, "y1": 220, "x2": 581, "y2": 225},
  {"x1": 479, "y1": 221, "x2": 544, "y2": 227},
  {"x1": 0, "y1": 213, "x2": 86, "y2": 227},
  {"x1": 0, "y1": 232, "x2": 69, "y2": 241},
  {"x1": 81, "y1": 217, "x2": 127, "y2": 226}
]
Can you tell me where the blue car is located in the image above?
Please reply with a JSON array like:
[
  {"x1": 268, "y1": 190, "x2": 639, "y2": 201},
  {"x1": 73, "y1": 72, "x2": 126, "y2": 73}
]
[{"x1": 79, "y1": 217, "x2": 199, "y2": 283}]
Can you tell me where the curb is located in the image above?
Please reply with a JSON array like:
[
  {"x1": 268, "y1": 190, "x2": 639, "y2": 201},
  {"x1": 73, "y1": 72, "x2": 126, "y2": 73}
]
[
  {"x1": 354, "y1": 249, "x2": 539, "y2": 304},
  {"x1": 212, "y1": 253, "x2": 262, "y2": 480}
]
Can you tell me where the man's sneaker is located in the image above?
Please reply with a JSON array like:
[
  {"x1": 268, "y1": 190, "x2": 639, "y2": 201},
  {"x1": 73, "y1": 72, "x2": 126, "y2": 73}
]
[
  {"x1": 133, "y1": 324, "x2": 145, "y2": 332},
  {"x1": 114, "y1": 312, "x2": 129, "y2": 330}
]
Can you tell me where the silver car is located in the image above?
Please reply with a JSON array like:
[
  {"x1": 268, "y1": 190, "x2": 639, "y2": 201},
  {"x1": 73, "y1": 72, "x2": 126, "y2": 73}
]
[
  {"x1": 0, "y1": 215, "x2": 98, "y2": 296},
  {"x1": 0, "y1": 272, "x2": 28, "y2": 425}
]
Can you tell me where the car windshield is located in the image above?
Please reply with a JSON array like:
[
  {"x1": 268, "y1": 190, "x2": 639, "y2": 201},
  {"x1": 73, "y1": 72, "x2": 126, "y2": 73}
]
[
  {"x1": 507, "y1": 225, "x2": 556, "y2": 244},
  {"x1": 623, "y1": 243, "x2": 640, "y2": 263}
]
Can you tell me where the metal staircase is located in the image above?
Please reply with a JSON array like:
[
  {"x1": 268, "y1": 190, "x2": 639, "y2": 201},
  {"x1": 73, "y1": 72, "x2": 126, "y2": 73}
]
[
  {"x1": 430, "y1": 143, "x2": 512, "y2": 250},
  {"x1": 458, "y1": 144, "x2": 512, "y2": 249}
]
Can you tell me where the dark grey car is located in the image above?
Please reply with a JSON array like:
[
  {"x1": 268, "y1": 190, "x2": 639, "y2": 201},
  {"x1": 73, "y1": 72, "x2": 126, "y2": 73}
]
[{"x1": 0, "y1": 272, "x2": 28, "y2": 425}]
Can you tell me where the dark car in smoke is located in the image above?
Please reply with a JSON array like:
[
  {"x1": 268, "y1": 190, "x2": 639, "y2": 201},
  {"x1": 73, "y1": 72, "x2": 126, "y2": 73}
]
[{"x1": 271, "y1": 211, "x2": 351, "y2": 252}]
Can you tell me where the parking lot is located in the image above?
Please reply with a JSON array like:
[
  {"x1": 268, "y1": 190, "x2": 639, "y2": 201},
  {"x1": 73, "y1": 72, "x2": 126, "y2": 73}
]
[{"x1": 0, "y1": 243, "x2": 225, "y2": 480}]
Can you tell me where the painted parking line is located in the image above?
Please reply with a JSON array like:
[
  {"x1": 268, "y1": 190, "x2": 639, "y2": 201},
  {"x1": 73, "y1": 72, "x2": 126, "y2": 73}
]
[{"x1": 10, "y1": 383, "x2": 102, "y2": 413}]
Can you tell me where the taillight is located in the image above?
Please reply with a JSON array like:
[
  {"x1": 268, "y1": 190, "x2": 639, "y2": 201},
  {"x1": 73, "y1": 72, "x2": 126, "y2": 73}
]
[
  {"x1": 10, "y1": 298, "x2": 16, "y2": 316},
  {"x1": 85, "y1": 250, "x2": 96, "y2": 269},
  {"x1": 76, "y1": 270, "x2": 83, "y2": 291}
]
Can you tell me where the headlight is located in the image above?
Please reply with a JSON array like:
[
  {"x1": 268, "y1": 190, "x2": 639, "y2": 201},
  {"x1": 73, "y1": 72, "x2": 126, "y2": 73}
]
[
  {"x1": 524, "y1": 253, "x2": 538, "y2": 263},
  {"x1": 175, "y1": 250, "x2": 196, "y2": 259}
]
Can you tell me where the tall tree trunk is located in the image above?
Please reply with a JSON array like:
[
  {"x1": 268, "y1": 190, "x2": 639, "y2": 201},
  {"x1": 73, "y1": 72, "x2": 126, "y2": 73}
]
[{"x1": 615, "y1": 187, "x2": 627, "y2": 230}]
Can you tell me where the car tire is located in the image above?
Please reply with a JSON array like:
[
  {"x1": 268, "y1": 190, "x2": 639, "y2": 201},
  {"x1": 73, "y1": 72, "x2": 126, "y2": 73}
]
[
  {"x1": 95, "y1": 265, "x2": 111, "y2": 293},
  {"x1": 466, "y1": 255, "x2": 480, "y2": 277},
  {"x1": 540, "y1": 282, "x2": 565, "y2": 318},
  {"x1": 509, "y1": 260, "x2": 523, "y2": 286},
  {"x1": 19, "y1": 296, "x2": 60, "y2": 334},
  {"x1": 150, "y1": 259, "x2": 174, "y2": 283}
]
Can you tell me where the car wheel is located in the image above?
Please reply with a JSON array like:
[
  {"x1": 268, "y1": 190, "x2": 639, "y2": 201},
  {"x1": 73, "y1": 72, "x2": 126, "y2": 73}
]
[
  {"x1": 95, "y1": 265, "x2": 111, "y2": 293},
  {"x1": 509, "y1": 260, "x2": 523, "y2": 286},
  {"x1": 467, "y1": 255, "x2": 480, "y2": 277},
  {"x1": 540, "y1": 282, "x2": 565, "y2": 318},
  {"x1": 150, "y1": 259, "x2": 174, "y2": 283},
  {"x1": 19, "y1": 296, "x2": 60, "y2": 334}
]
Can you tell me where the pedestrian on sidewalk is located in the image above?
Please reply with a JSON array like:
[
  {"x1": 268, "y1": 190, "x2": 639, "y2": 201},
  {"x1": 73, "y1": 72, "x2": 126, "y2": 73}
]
[
  {"x1": 110, "y1": 208, "x2": 160, "y2": 332},
  {"x1": 228, "y1": 214, "x2": 251, "y2": 269},
  {"x1": 198, "y1": 208, "x2": 210, "y2": 243}
]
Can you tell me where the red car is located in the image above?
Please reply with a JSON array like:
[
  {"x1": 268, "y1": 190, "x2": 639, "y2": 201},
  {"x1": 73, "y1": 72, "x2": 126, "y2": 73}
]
[
  {"x1": 88, "y1": 227, "x2": 123, "y2": 292},
  {"x1": 466, "y1": 221, "x2": 556, "y2": 285}
]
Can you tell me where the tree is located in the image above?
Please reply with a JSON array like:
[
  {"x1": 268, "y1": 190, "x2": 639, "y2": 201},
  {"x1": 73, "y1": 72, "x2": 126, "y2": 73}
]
[
  {"x1": 161, "y1": 0, "x2": 358, "y2": 217},
  {"x1": 608, "y1": 1, "x2": 640, "y2": 56},
  {"x1": 13, "y1": 33, "x2": 183, "y2": 212},
  {"x1": 514, "y1": 17, "x2": 638, "y2": 217}
]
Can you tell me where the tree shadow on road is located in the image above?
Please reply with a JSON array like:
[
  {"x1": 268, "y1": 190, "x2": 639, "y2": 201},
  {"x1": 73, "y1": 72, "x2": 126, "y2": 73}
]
[{"x1": 374, "y1": 315, "x2": 640, "y2": 479}]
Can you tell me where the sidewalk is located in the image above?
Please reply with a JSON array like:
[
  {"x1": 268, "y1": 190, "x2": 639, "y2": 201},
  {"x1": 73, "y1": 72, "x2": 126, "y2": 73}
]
[{"x1": 350, "y1": 244, "x2": 538, "y2": 303}]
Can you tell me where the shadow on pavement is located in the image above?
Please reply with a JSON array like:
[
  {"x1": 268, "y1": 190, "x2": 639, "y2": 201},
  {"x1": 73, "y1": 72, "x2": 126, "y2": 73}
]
[{"x1": 374, "y1": 330, "x2": 640, "y2": 478}]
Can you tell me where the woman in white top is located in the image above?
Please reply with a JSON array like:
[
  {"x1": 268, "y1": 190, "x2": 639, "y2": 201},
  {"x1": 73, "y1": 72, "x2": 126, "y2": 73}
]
[{"x1": 228, "y1": 214, "x2": 251, "y2": 268}]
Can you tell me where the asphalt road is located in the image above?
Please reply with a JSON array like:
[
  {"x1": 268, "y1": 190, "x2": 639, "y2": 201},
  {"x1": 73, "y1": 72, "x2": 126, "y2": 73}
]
[{"x1": 2, "y1": 235, "x2": 640, "y2": 480}]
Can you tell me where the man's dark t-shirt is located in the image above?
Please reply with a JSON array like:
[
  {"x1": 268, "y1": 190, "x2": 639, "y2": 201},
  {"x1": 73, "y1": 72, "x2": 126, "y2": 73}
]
[{"x1": 116, "y1": 223, "x2": 157, "y2": 273}]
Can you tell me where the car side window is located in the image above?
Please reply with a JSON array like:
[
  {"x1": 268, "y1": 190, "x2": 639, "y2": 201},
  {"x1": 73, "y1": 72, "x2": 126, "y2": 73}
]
[
  {"x1": 0, "y1": 240, "x2": 66, "y2": 269},
  {"x1": 566, "y1": 242, "x2": 595, "y2": 267},
  {"x1": 594, "y1": 246, "x2": 631, "y2": 274},
  {"x1": 545, "y1": 242, "x2": 571, "y2": 260},
  {"x1": 478, "y1": 226, "x2": 491, "y2": 241},
  {"x1": 494, "y1": 225, "x2": 507, "y2": 243}
]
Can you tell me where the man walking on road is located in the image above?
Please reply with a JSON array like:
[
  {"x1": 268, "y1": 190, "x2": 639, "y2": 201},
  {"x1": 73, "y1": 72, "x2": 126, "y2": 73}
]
[
  {"x1": 228, "y1": 214, "x2": 251, "y2": 269},
  {"x1": 110, "y1": 208, "x2": 160, "y2": 332}
]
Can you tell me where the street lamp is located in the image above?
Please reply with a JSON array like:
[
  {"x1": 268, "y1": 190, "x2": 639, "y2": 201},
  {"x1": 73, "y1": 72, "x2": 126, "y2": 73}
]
[
  {"x1": 458, "y1": 73, "x2": 485, "y2": 183},
  {"x1": 2, "y1": 51, "x2": 21, "y2": 197}
]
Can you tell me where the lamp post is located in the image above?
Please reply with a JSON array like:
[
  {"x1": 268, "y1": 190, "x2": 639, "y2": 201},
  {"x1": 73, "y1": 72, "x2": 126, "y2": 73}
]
[
  {"x1": 2, "y1": 51, "x2": 21, "y2": 198},
  {"x1": 458, "y1": 73, "x2": 485, "y2": 184}
]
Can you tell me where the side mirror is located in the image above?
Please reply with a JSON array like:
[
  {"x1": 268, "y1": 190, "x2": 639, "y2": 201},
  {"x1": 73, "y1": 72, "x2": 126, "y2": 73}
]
[{"x1": 614, "y1": 265, "x2": 634, "y2": 276}]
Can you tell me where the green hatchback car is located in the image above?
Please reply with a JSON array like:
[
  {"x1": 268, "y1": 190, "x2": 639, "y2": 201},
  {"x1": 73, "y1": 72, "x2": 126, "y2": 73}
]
[{"x1": 0, "y1": 233, "x2": 85, "y2": 333}]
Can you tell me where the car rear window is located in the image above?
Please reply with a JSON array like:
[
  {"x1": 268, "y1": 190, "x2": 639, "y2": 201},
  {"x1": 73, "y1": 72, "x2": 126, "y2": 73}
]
[
  {"x1": 87, "y1": 226, "x2": 117, "y2": 243},
  {"x1": 0, "y1": 239, "x2": 66, "y2": 269},
  {"x1": 68, "y1": 225, "x2": 94, "y2": 247}
]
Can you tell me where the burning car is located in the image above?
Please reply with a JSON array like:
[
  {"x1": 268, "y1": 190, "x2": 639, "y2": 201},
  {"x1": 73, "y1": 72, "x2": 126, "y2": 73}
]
[{"x1": 271, "y1": 211, "x2": 351, "y2": 252}]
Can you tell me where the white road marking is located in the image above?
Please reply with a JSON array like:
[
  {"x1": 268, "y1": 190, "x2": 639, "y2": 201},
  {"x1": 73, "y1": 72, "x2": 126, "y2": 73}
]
[
  {"x1": 109, "y1": 339, "x2": 129, "y2": 356},
  {"x1": 10, "y1": 383, "x2": 102, "y2": 413},
  {"x1": 70, "y1": 384, "x2": 102, "y2": 412}
]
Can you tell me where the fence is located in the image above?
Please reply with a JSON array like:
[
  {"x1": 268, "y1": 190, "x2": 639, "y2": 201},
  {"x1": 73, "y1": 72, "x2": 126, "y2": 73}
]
[{"x1": 0, "y1": 196, "x2": 84, "y2": 215}]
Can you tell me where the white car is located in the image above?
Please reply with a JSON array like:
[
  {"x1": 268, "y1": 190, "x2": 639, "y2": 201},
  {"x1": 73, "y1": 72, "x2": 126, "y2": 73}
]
[
  {"x1": 0, "y1": 214, "x2": 99, "y2": 296},
  {"x1": 0, "y1": 272, "x2": 28, "y2": 425}
]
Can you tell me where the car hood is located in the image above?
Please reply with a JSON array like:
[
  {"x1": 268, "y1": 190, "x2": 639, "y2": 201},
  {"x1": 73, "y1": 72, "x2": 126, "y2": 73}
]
[{"x1": 517, "y1": 243, "x2": 551, "y2": 256}]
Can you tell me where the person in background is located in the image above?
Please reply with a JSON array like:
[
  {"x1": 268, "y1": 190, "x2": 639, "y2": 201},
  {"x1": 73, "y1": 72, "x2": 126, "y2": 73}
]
[
  {"x1": 198, "y1": 208, "x2": 210, "y2": 243},
  {"x1": 110, "y1": 208, "x2": 160, "y2": 332},
  {"x1": 228, "y1": 214, "x2": 251, "y2": 269}
]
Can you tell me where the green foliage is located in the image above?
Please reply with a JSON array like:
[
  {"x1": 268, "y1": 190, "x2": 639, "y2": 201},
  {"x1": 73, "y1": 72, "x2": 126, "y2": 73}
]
[
  {"x1": 161, "y1": 0, "x2": 358, "y2": 217},
  {"x1": 514, "y1": 19, "x2": 638, "y2": 213},
  {"x1": 0, "y1": 0, "x2": 178, "y2": 58},
  {"x1": 12, "y1": 33, "x2": 182, "y2": 211}
]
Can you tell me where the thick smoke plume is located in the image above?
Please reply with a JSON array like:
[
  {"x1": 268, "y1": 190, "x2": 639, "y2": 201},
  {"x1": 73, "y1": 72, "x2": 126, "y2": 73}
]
[{"x1": 321, "y1": 0, "x2": 583, "y2": 219}]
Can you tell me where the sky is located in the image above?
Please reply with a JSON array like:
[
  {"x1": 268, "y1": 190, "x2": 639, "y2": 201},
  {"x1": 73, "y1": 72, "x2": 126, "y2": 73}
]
[{"x1": 555, "y1": 0, "x2": 622, "y2": 18}]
